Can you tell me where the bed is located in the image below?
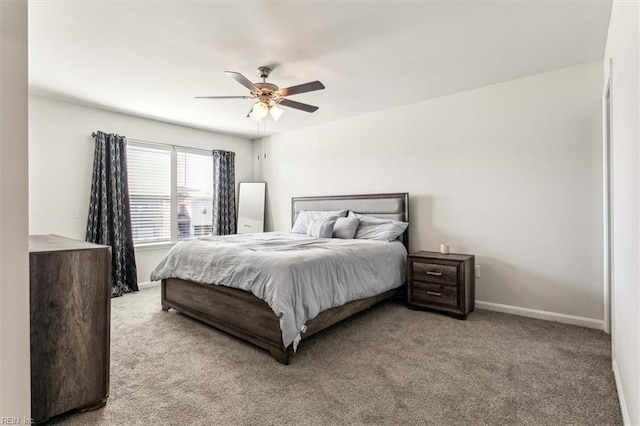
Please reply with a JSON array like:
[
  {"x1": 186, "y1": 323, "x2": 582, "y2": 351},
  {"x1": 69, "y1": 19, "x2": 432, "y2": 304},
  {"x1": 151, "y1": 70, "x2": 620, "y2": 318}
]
[{"x1": 155, "y1": 193, "x2": 409, "y2": 364}]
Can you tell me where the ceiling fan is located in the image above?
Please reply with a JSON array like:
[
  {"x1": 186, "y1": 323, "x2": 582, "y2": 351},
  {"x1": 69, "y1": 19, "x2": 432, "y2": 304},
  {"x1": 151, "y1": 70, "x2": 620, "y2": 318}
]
[{"x1": 196, "y1": 66, "x2": 325, "y2": 122}]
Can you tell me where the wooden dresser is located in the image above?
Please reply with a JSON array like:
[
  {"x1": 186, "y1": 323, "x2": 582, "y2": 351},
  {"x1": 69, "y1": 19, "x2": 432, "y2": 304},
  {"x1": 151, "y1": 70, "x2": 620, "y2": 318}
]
[
  {"x1": 29, "y1": 235, "x2": 111, "y2": 424},
  {"x1": 407, "y1": 251, "x2": 475, "y2": 319}
]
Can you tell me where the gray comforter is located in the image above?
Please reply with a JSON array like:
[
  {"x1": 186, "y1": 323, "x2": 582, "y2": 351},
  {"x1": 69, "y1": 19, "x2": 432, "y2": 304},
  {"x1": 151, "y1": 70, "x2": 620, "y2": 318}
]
[{"x1": 150, "y1": 232, "x2": 407, "y2": 348}]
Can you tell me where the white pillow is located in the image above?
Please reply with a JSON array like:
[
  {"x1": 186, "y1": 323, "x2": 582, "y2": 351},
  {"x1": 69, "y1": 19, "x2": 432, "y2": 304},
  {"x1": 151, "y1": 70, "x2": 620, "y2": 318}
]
[
  {"x1": 291, "y1": 209, "x2": 348, "y2": 234},
  {"x1": 332, "y1": 217, "x2": 359, "y2": 239},
  {"x1": 307, "y1": 217, "x2": 338, "y2": 238},
  {"x1": 353, "y1": 214, "x2": 409, "y2": 242}
]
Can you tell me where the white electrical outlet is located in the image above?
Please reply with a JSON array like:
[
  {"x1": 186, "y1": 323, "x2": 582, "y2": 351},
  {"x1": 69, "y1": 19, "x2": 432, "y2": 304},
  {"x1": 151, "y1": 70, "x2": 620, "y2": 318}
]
[{"x1": 475, "y1": 265, "x2": 480, "y2": 278}]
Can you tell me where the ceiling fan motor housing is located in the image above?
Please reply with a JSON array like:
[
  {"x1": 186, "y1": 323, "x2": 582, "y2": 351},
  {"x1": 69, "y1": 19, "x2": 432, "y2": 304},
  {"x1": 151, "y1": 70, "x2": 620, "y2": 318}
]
[{"x1": 255, "y1": 82, "x2": 279, "y2": 95}]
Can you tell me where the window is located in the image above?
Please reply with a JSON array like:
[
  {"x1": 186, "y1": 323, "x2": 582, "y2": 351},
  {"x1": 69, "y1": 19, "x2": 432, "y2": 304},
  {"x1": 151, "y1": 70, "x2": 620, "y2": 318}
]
[
  {"x1": 177, "y1": 150, "x2": 213, "y2": 240},
  {"x1": 127, "y1": 144, "x2": 171, "y2": 243},
  {"x1": 126, "y1": 142, "x2": 214, "y2": 244}
]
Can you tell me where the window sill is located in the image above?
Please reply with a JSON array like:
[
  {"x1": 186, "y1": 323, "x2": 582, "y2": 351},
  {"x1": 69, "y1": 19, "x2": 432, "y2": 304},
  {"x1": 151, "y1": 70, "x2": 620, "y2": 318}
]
[{"x1": 133, "y1": 241, "x2": 176, "y2": 251}]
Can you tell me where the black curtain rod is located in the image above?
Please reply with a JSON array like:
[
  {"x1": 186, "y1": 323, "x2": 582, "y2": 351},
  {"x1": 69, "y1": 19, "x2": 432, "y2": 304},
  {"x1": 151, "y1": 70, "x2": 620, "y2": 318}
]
[{"x1": 90, "y1": 132, "x2": 220, "y2": 153}]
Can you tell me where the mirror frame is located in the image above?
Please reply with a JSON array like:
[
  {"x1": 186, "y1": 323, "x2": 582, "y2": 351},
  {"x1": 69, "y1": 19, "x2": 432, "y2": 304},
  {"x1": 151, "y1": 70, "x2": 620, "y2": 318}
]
[{"x1": 237, "y1": 181, "x2": 266, "y2": 234}]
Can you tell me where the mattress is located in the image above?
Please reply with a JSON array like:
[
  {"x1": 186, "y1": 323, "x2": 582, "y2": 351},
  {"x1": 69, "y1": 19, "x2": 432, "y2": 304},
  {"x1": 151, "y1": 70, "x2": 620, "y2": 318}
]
[{"x1": 150, "y1": 232, "x2": 407, "y2": 347}]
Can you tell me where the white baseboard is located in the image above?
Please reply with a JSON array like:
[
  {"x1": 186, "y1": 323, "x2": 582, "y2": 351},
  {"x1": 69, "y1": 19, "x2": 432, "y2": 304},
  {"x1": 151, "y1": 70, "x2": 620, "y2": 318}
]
[
  {"x1": 476, "y1": 300, "x2": 604, "y2": 330},
  {"x1": 138, "y1": 281, "x2": 160, "y2": 290},
  {"x1": 612, "y1": 359, "x2": 631, "y2": 425}
]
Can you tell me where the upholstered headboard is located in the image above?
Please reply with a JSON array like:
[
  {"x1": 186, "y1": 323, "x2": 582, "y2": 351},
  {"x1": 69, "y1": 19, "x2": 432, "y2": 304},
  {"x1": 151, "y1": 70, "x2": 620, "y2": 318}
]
[{"x1": 291, "y1": 193, "x2": 409, "y2": 249}]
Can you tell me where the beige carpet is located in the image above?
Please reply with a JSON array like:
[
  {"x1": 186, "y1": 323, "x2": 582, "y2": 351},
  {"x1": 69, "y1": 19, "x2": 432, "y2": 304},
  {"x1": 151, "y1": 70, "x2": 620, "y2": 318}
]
[{"x1": 52, "y1": 285, "x2": 621, "y2": 425}]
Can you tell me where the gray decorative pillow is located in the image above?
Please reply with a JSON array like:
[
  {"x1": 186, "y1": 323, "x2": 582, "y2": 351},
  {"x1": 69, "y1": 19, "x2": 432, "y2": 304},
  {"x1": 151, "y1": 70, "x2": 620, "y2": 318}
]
[
  {"x1": 332, "y1": 217, "x2": 360, "y2": 239},
  {"x1": 354, "y1": 215, "x2": 409, "y2": 242},
  {"x1": 291, "y1": 209, "x2": 348, "y2": 234},
  {"x1": 307, "y1": 217, "x2": 338, "y2": 238}
]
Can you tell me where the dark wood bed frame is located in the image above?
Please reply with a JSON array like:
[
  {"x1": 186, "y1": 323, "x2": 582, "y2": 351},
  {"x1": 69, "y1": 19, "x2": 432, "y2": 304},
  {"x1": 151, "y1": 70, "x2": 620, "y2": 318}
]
[{"x1": 161, "y1": 193, "x2": 409, "y2": 364}]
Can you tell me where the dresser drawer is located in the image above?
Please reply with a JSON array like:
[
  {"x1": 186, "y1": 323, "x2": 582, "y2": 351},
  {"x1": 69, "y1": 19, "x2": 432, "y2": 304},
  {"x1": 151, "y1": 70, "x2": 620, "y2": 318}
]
[
  {"x1": 412, "y1": 262, "x2": 457, "y2": 285},
  {"x1": 411, "y1": 281, "x2": 458, "y2": 308}
]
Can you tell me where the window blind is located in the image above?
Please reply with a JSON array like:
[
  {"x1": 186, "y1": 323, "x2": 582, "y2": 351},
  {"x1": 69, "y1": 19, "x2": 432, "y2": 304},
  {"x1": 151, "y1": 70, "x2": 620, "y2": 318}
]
[
  {"x1": 177, "y1": 149, "x2": 214, "y2": 240},
  {"x1": 127, "y1": 143, "x2": 172, "y2": 243}
]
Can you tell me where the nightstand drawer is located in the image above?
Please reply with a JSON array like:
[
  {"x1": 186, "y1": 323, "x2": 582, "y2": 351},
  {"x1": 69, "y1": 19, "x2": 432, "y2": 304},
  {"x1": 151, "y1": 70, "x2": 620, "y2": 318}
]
[
  {"x1": 412, "y1": 262, "x2": 457, "y2": 285},
  {"x1": 411, "y1": 281, "x2": 458, "y2": 307}
]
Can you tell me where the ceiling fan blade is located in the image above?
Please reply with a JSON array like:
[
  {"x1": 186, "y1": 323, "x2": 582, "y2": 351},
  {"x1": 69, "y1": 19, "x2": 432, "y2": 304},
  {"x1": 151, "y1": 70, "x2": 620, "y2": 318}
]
[
  {"x1": 225, "y1": 71, "x2": 259, "y2": 92},
  {"x1": 194, "y1": 96, "x2": 253, "y2": 99},
  {"x1": 277, "y1": 98, "x2": 319, "y2": 113},
  {"x1": 278, "y1": 81, "x2": 325, "y2": 97}
]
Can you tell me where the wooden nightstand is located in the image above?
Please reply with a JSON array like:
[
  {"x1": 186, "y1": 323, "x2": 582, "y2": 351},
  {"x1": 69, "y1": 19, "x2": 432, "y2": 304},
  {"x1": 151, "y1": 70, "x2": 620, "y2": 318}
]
[{"x1": 407, "y1": 251, "x2": 475, "y2": 319}]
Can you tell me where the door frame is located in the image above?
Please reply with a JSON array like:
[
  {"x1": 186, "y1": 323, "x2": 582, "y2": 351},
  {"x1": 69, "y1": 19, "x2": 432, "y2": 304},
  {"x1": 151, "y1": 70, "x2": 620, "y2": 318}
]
[{"x1": 602, "y1": 58, "x2": 613, "y2": 338}]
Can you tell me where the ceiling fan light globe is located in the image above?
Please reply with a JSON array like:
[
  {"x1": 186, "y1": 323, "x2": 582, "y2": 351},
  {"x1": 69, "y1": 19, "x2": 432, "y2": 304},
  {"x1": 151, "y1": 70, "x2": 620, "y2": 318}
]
[
  {"x1": 248, "y1": 109, "x2": 261, "y2": 122},
  {"x1": 270, "y1": 106, "x2": 284, "y2": 122},
  {"x1": 251, "y1": 102, "x2": 269, "y2": 119}
]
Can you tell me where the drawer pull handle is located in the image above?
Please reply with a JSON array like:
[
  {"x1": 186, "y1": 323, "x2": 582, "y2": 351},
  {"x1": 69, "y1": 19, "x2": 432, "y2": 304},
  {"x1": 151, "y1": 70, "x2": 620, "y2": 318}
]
[
  {"x1": 426, "y1": 271, "x2": 443, "y2": 276},
  {"x1": 427, "y1": 291, "x2": 441, "y2": 297}
]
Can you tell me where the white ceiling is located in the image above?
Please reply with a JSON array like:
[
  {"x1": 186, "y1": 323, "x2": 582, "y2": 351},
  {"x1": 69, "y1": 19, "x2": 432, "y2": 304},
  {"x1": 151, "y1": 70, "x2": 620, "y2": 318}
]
[{"x1": 29, "y1": 0, "x2": 612, "y2": 139}]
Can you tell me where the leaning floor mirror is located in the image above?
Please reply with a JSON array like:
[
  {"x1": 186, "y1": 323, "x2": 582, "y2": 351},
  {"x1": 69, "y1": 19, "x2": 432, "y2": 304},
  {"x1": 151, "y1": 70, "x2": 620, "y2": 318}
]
[{"x1": 237, "y1": 182, "x2": 266, "y2": 234}]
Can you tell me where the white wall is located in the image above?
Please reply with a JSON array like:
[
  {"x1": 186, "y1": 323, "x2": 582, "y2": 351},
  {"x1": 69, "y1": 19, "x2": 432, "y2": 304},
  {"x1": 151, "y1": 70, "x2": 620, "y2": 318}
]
[
  {"x1": 256, "y1": 61, "x2": 604, "y2": 324},
  {"x1": 0, "y1": 0, "x2": 30, "y2": 419},
  {"x1": 605, "y1": 1, "x2": 640, "y2": 424},
  {"x1": 29, "y1": 96, "x2": 254, "y2": 285}
]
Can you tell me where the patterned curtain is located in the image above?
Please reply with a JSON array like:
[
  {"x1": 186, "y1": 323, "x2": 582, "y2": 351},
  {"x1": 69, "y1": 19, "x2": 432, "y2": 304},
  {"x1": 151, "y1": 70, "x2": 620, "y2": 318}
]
[
  {"x1": 212, "y1": 150, "x2": 236, "y2": 235},
  {"x1": 86, "y1": 131, "x2": 138, "y2": 297}
]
